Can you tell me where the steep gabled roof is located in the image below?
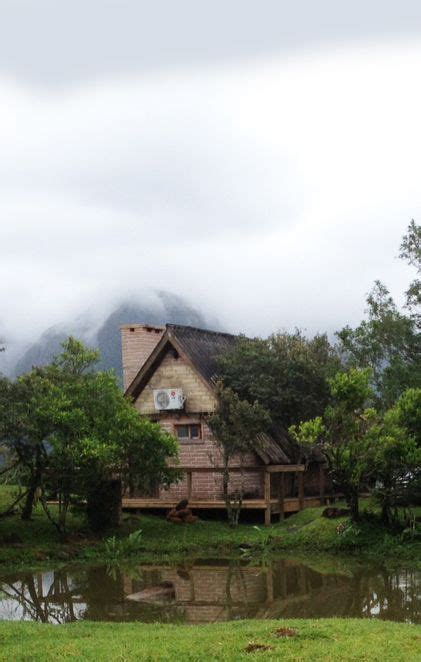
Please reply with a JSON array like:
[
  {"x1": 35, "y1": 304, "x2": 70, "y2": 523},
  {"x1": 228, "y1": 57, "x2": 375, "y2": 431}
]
[
  {"x1": 124, "y1": 324, "x2": 236, "y2": 401},
  {"x1": 166, "y1": 324, "x2": 237, "y2": 385}
]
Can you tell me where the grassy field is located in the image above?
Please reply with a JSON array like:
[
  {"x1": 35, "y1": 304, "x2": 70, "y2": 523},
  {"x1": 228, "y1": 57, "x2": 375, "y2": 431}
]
[
  {"x1": 0, "y1": 485, "x2": 420, "y2": 571},
  {"x1": 1, "y1": 488, "x2": 420, "y2": 661},
  {"x1": 0, "y1": 618, "x2": 419, "y2": 661}
]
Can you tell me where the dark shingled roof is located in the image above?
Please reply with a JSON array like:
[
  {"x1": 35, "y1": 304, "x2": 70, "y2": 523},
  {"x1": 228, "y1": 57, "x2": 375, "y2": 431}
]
[
  {"x1": 166, "y1": 324, "x2": 237, "y2": 385},
  {"x1": 256, "y1": 431, "x2": 296, "y2": 465}
]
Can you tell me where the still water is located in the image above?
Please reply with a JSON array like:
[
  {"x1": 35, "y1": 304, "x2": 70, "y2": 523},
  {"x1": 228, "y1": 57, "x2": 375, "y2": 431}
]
[{"x1": 0, "y1": 559, "x2": 419, "y2": 624}]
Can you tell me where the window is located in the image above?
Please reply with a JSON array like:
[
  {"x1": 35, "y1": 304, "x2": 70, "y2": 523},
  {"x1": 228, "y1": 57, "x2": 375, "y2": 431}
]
[{"x1": 175, "y1": 424, "x2": 202, "y2": 441}]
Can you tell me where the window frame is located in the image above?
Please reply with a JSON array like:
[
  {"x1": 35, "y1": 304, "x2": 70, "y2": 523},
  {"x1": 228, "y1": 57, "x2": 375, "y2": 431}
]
[{"x1": 174, "y1": 423, "x2": 202, "y2": 442}]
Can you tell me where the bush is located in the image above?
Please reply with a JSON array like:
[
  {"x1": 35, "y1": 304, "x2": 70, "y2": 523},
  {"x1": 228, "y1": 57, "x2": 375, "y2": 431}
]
[{"x1": 103, "y1": 529, "x2": 143, "y2": 562}]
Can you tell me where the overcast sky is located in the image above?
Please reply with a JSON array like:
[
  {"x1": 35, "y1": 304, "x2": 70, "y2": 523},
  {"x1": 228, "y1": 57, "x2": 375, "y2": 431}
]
[{"x1": 1, "y1": 1, "x2": 420, "y2": 344}]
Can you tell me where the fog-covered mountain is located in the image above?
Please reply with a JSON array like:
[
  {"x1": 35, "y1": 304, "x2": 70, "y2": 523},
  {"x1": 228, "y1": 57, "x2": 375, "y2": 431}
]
[{"x1": 8, "y1": 292, "x2": 215, "y2": 380}]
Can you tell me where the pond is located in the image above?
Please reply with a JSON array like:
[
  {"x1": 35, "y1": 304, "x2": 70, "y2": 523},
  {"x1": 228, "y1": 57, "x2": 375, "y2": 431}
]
[{"x1": 0, "y1": 558, "x2": 419, "y2": 625}]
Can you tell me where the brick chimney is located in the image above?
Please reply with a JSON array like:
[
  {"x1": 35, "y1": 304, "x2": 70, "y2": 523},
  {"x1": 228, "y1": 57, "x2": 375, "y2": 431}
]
[{"x1": 121, "y1": 324, "x2": 165, "y2": 391}]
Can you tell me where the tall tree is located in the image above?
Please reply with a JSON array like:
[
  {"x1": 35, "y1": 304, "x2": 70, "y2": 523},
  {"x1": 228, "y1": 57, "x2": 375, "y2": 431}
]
[
  {"x1": 208, "y1": 382, "x2": 270, "y2": 526},
  {"x1": 399, "y1": 219, "x2": 421, "y2": 328},
  {"x1": 218, "y1": 331, "x2": 341, "y2": 431},
  {"x1": 0, "y1": 338, "x2": 179, "y2": 533},
  {"x1": 370, "y1": 390, "x2": 420, "y2": 526},
  {"x1": 337, "y1": 222, "x2": 421, "y2": 408},
  {"x1": 39, "y1": 339, "x2": 179, "y2": 534},
  {"x1": 337, "y1": 282, "x2": 421, "y2": 407},
  {"x1": 290, "y1": 369, "x2": 377, "y2": 522},
  {"x1": 0, "y1": 371, "x2": 57, "y2": 520},
  {"x1": 290, "y1": 371, "x2": 420, "y2": 524}
]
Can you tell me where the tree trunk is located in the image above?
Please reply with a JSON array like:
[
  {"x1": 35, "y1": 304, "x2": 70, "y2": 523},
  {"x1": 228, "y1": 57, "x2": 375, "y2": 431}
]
[
  {"x1": 349, "y1": 491, "x2": 360, "y2": 523},
  {"x1": 222, "y1": 463, "x2": 234, "y2": 525},
  {"x1": 21, "y1": 450, "x2": 43, "y2": 521},
  {"x1": 222, "y1": 457, "x2": 243, "y2": 527},
  {"x1": 380, "y1": 479, "x2": 394, "y2": 526},
  {"x1": 21, "y1": 484, "x2": 37, "y2": 521},
  {"x1": 87, "y1": 479, "x2": 122, "y2": 533}
]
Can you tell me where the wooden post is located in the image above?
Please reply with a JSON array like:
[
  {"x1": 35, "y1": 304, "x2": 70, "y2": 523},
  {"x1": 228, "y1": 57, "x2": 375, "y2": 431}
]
[
  {"x1": 264, "y1": 470, "x2": 271, "y2": 526},
  {"x1": 298, "y1": 472, "x2": 304, "y2": 511},
  {"x1": 186, "y1": 471, "x2": 193, "y2": 500},
  {"x1": 319, "y1": 464, "x2": 325, "y2": 505},
  {"x1": 278, "y1": 473, "x2": 285, "y2": 521},
  {"x1": 266, "y1": 565, "x2": 274, "y2": 604}
]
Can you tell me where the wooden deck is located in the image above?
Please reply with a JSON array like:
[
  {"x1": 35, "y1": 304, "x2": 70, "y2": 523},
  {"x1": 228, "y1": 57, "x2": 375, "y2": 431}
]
[
  {"x1": 122, "y1": 494, "x2": 338, "y2": 515},
  {"x1": 122, "y1": 463, "x2": 338, "y2": 524}
]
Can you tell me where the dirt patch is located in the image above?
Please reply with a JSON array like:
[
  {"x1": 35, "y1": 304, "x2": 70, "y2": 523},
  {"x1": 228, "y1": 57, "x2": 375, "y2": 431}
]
[
  {"x1": 322, "y1": 507, "x2": 350, "y2": 519},
  {"x1": 244, "y1": 642, "x2": 274, "y2": 653},
  {"x1": 274, "y1": 627, "x2": 297, "y2": 638}
]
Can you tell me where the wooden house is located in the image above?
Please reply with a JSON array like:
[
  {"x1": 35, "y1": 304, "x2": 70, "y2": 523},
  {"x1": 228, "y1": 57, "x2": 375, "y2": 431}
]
[{"x1": 121, "y1": 323, "x2": 336, "y2": 523}]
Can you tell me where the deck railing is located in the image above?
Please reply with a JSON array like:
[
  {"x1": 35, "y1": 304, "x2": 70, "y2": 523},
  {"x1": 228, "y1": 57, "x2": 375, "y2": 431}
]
[{"x1": 122, "y1": 463, "x2": 335, "y2": 525}]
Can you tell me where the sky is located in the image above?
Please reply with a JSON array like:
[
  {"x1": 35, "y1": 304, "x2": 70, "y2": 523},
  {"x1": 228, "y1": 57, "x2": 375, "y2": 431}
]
[{"x1": 1, "y1": 1, "x2": 420, "y2": 346}]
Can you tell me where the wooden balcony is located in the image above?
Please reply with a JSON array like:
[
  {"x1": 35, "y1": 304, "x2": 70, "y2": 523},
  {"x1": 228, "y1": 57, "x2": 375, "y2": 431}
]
[{"x1": 122, "y1": 464, "x2": 339, "y2": 525}]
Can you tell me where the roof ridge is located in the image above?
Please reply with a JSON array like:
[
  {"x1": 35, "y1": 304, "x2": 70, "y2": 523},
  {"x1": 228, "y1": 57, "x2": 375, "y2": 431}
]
[{"x1": 166, "y1": 323, "x2": 237, "y2": 339}]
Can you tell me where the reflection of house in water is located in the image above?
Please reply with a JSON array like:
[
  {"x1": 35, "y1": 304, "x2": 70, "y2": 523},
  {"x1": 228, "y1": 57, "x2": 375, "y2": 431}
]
[
  {"x1": 126, "y1": 563, "x2": 270, "y2": 622},
  {"x1": 124, "y1": 561, "x2": 421, "y2": 624},
  {"x1": 0, "y1": 561, "x2": 419, "y2": 625}
]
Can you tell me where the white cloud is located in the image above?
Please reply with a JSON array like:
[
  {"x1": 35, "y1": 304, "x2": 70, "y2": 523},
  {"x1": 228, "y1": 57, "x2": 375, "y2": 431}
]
[{"x1": 0, "y1": 42, "x2": 418, "y2": 343}]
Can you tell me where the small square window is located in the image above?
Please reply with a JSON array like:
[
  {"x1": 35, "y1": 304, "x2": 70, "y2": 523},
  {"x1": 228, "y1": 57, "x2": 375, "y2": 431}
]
[{"x1": 175, "y1": 424, "x2": 202, "y2": 441}]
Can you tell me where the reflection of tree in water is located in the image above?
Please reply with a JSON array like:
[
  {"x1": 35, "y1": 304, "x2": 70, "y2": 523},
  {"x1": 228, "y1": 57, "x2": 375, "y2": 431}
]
[
  {"x1": 344, "y1": 568, "x2": 421, "y2": 623},
  {"x1": 267, "y1": 563, "x2": 420, "y2": 624},
  {"x1": 223, "y1": 561, "x2": 255, "y2": 621},
  {"x1": 0, "y1": 571, "x2": 80, "y2": 623}
]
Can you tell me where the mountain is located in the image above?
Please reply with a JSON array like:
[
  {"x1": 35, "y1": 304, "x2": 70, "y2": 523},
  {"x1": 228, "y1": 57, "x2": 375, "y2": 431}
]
[{"x1": 11, "y1": 292, "x2": 216, "y2": 380}]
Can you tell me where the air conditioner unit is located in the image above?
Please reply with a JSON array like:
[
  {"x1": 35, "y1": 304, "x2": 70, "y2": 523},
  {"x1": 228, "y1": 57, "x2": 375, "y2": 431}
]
[{"x1": 153, "y1": 388, "x2": 185, "y2": 411}]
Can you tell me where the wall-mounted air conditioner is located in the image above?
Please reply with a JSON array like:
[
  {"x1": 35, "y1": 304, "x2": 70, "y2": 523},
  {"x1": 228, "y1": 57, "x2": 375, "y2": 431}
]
[{"x1": 153, "y1": 388, "x2": 185, "y2": 411}]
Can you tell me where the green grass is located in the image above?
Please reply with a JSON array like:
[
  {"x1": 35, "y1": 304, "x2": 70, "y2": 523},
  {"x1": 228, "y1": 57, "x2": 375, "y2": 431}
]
[
  {"x1": 0, "y1": 619, "x2": 419, "y2": 661},
  {"x1": 1, "y1": 485, "x2": 420, "y2": 572}
]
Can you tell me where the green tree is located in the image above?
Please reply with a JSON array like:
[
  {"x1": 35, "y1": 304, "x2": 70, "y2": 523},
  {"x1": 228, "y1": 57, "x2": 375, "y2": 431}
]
[
  {"x1": 399, "y1": 219, "x2": 421, "y2": 327},
  {"x1": 337, "y1": 282, "x2": 420, "y2": 407},
  {"x1": 373, "y1": 387, "x2": 421, "y2": 525},
  {"x1": 208, "y1": 382, "x2": 271, "y2": 526},
  {"x1": 0, "y1": 370, "x2": 58, "y2": 520},
  {"x1": 0, "y1": 338, "x2": 179, "y2": 534},
  {"x1": 39, "y1": 339, "x2": 179, "y2": 534},
  {"x1": 290, "y1": 372, "x2": 421, "y2": 525},
  {"x1": 290, "y1": 369, "x2": 377, "y2": 522},
  {"x1": 218, "y1": 330, "x2": 340, "y2": 431},
  {"x1": 369, "y1": 397, "x2": 420, "y2": 526},
  {"x1": 394, "y1": 387, "x2": 421, "y2": 446},
  {"x1": 337, "y1": 222, "x2": 421, "y2": 407}
]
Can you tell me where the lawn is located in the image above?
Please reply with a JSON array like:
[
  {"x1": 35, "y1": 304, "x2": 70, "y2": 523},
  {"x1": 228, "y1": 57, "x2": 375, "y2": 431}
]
[
  {"x1": 0, "y1": 618, "x2": 419, "y2": 661},
  {"x1": 0, "y1": 485, "x2": 420, "y2": 571}
]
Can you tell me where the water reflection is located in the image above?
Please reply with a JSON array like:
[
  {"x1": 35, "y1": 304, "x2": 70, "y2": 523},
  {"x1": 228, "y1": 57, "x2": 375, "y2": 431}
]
[{"x1": 0, "y1": 559, "x2": 419, "y2": 624}]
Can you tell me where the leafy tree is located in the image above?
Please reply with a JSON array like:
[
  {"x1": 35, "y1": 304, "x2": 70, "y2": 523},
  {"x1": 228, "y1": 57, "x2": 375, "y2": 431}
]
[
  {"x1": 394, "y1": 387, "x2": 421, "y2": 447},
  {"x1": 337, "y1": 222, "x2": 421, "y2": 408},
  {"x1": 218, "y1": 331, "x2": 341, "y2": 431},
  {"x1": 0, "y1": 338, "x2": 179, "y2": 534},
  {"x1": 290, "y1": 369, "x2": 377, "y2": 522},
  {"x1": 399, "y1": 219, "x2": 421, "y2": 327},
  {"x1": 0, "y1": 376, "x2": 30, "y2": 517},
  {"x1": 0, "y1": 371, "x2": 58, "y2": 520},
  {"x1": 38, "y1": 339, "x2": 179, "y2": 534},
  {"x1": 338, "y1": 282, "x2": 420, "y2": 407},
  {"x1": 290, "y1": 371, "x2": 420, "y2": 525},
  {"x1": 376, "y1": 387, "x2": 421, "y2": 523},
  {"x1": 208, "y1": 382, "x2": 270, "y2": 526},
  {"x1": 369, "y1": 395, "x2": 420, "y2": 526}
]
